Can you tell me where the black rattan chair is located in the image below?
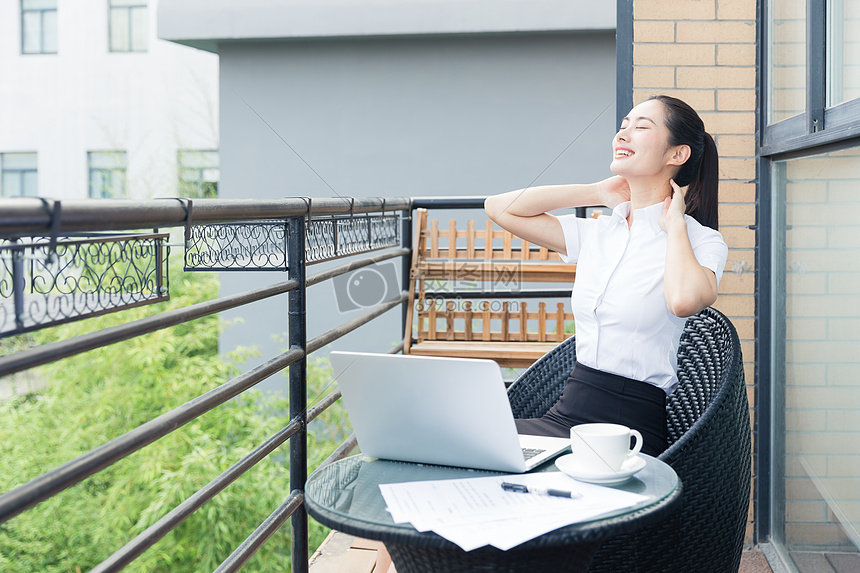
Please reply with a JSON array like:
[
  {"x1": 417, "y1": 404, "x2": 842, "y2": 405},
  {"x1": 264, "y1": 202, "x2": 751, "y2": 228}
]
[{"x1": 507, "y1": 307, "x2": 751, "y2": 573}]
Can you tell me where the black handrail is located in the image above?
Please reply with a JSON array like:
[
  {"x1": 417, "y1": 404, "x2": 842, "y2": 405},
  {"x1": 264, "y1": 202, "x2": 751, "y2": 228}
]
[{"x1": 0, "y1": 196, "x2": 412, "y2": 236}]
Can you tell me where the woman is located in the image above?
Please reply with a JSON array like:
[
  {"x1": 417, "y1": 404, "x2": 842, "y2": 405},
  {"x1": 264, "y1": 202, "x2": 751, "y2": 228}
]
[{"x1": 484, "y1": 95, "x2": 728, "y2": 457}]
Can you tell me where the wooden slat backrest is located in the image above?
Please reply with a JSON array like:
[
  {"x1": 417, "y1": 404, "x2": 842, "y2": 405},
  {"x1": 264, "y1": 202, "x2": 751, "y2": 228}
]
[
  {"x1": 419, "y1": 218, "x2": 565, "y2": 262},
  {"x1": 413, "y1": 300, "x2": 573, "y2": 344},
  {"x1": 405, "y1": 208, "x2": 577, "y2": 349}
]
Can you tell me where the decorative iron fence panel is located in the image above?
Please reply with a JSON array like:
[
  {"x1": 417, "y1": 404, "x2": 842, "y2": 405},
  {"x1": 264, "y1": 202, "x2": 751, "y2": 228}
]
[
  {"x1": 185, "y1": 213, "x2": 400, "y2": 270},
  {"x1": 0, "y1": 233, "x2": 169, "y2": 337},
  {"x1": 184, "y1": 221, "x2": 288, "y2": 271}
]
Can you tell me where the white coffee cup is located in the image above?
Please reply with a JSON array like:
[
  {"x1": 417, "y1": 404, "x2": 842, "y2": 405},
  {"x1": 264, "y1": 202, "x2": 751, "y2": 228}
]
[{"x1": 570, "y1": 423, "x2": 643, "y2": 474}]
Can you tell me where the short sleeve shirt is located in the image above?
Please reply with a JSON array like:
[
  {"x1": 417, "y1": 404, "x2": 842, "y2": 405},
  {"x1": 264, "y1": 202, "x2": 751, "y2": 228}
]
[{"x1": 554, "y1": 201, "x2": 728, "y2": 394}]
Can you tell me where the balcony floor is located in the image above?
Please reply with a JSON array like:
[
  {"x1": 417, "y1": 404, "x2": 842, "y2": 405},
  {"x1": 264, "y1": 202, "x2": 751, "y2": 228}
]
[{"x1": 309, "y1": 531, "x2": 775, "y2": 573}]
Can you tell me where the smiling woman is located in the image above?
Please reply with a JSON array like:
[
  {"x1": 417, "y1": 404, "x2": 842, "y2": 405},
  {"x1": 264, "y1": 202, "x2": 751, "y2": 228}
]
[{"x1": 484, "y1": 95, "x2": 728, "y2": 458}]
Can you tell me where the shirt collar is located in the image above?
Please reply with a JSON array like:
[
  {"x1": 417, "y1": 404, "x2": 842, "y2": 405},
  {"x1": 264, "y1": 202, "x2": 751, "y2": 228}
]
[{"x1": 610, "y1": 201, "x2": 666, "y2": 236}]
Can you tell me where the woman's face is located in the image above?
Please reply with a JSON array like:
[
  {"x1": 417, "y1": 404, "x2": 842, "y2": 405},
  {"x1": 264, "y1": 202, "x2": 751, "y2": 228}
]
[{"x1": 610, "y1": 99, "x2": 681, "y2": 180}]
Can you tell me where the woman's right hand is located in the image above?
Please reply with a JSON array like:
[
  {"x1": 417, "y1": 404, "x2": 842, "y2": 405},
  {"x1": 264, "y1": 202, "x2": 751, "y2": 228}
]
[{"x1": 596, "y1": 175, "x2": 631, "y2": 209}]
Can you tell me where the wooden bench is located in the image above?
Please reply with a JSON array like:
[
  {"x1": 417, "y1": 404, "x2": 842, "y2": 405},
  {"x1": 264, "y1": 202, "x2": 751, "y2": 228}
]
[{"x1": 403, "y1": 208, "x2": 578, "y2": 369}]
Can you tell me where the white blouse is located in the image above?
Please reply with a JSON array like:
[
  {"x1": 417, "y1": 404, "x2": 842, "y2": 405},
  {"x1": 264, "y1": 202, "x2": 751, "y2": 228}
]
[{"x1": 555, "y1": 201, "x2": 728, "y2": 394}]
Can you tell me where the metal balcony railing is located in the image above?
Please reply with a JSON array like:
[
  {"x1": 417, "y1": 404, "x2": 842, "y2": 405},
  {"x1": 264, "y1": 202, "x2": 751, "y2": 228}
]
[{"x1": 0, "y1": 196, "x2": 461, "y2": 572}]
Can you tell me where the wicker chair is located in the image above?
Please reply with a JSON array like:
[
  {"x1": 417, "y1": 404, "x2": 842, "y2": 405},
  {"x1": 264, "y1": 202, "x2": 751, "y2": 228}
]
[{"x1": 507, "y1": 307, "x2": 751, "y2": 573}]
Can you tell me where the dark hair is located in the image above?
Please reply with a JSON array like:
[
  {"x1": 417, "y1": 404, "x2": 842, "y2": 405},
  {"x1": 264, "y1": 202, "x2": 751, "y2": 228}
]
[{"x1": 649, "y1": 95, "x2": 719, "y2": 230}]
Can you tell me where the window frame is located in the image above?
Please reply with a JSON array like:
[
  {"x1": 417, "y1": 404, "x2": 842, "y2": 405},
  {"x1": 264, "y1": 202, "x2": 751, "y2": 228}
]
[
  {"x1": 758, "y1": 0, "x2": 860, "y2": 552},
  {"x1": 108, "y1": 0, "x2": 148, "y2": 53},
  {"x1": 88, "y1": 151, "x2": 127, "y2": 199},
  {"x1": 1, "y1": 152, "x2": 39, "y2": 198},
  {"x1": 20, "y1": 0, "x2": 58, "y2": 55},
  {"x1": 177, "y1": 149, "x2": 219, "y2": 199},
  {"x1": 761, "y1": 0, "x2": 860, "y2": 156}
]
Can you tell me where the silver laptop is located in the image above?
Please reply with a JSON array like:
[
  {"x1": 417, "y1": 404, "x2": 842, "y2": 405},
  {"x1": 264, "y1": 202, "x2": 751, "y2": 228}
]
[{"x1": 329, "y1": 351, "x2": 570, "y2": 473}]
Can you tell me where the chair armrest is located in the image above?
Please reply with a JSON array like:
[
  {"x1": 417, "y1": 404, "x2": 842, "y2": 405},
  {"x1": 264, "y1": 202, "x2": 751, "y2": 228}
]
[{"x1": 507, "y1": 335, "x2": 577, "y2": 419}]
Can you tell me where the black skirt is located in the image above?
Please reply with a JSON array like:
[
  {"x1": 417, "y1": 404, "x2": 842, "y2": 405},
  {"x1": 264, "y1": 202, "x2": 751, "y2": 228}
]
[{"x1": 514, "y1": 361, "x2": 668, "y2": 457}]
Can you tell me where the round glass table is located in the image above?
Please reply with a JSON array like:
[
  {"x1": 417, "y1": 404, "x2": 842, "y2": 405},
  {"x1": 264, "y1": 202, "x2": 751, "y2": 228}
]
[{"x1": 305, "y1": 454, "x2": 682, "y2": 573}]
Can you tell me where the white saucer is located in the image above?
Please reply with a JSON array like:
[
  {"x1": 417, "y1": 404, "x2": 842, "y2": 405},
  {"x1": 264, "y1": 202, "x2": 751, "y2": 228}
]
[{"x1": 555, "y1": 454, "x2": 647, "y2": 485}]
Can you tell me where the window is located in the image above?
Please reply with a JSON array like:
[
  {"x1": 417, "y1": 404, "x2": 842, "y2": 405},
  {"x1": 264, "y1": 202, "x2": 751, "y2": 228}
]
[
  {"x1": 88, "y1": 152, "x2": 127, "y2": 199},
  {"x1": 767, "y1": 0, "x2": 806, "y2": 124},
  {"x1": 1, "y1": 153, "x2": 38, "y2": 197},
  {"x1": 109, "y1": 0, "x2": 147, "y2": 53},
  {"x1": 21, "y1": 0, "x2": 57, "y2": 55},
  {"x1": 763, "y1": 0, "x2": 860, "y2": 156},
  {"x1": 771, "y1": 147, "x2": 860, "y2": 566},
  {"x1": 762, "y1": 0, "x2": 860, "y2": 568},
  {"x1": 827, "y1": 0, "x2": 860, "y2": 107},
  {"x1": 177, "y1": 150, "x2": 219, "y2": 198}
]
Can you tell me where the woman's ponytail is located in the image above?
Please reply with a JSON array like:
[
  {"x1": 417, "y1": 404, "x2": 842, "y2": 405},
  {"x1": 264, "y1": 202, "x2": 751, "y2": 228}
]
[
  {"x1": 649, "y1": 95, "x2": 720, "y2": 231},
  {"x1": 684, "y1": 132, "x2": 719, "y2": 230}
]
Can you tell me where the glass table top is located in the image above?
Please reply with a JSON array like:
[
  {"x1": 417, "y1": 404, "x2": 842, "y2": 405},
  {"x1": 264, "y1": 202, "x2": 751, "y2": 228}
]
[{"x1": 305, "y1": 454, "x2": 679, "y2": 532}]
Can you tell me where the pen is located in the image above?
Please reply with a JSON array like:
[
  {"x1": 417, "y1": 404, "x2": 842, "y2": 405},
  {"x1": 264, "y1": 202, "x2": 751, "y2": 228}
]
[{"x1": 501, "y1": 482, "x2": 582, "y2": 499}]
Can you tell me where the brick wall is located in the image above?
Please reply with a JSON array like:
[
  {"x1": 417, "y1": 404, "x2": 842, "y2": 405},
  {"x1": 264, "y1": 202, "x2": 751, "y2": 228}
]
[{"x1": 631, "y1": 0, "x2": 758, "y2": 543}]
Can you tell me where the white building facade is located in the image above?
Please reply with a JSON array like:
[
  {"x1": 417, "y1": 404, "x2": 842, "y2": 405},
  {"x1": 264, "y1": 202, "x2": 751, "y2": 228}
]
[{"x1": 0, "y1": 0, "x2": 219, "y2": 200}]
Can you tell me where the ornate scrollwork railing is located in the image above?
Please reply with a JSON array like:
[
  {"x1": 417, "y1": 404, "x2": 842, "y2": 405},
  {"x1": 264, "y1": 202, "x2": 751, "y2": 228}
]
[
  {"x1": 305, "y1": 213, "x2": 400, "y2": 264},
  {"x1": 184, "y1": 221, "x2": 288, "y2": 271},
  {"x1": 0, "y1": 233, "x2": 169, "y2": 338},
  {"x1": 185, "y1": 212, "x2": 400, "y2": 270}
]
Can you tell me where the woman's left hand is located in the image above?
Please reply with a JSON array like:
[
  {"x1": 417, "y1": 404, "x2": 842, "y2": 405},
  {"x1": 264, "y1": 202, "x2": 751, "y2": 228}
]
[{"x1": 659, "y1": 179, "x2": 688, "y2": 232}]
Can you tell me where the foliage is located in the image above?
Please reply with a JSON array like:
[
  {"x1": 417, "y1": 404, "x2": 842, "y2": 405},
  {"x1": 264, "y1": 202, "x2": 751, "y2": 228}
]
[{"x1": 0, "y1": 266, "x2": 350, "y2": 572}]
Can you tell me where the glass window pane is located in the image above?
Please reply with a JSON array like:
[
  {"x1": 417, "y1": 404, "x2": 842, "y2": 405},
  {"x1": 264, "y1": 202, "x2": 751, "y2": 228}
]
[
  {"x1": 130, "y1": 6, "x2": 148, "y2": 52},
  {"x1": 90, "y1": 170, "x2": 126, "y2": 199},
  {"x1": 90, "y1": 170, "x2": 104, "y2": 198},
  {"x1": 42, "y1": 10, "x2": 58, "y2": 54},
  {"x1": 110, "y1": 8, "x2": 130, "y2": 52},
  {"x1": 2, "y1": 173, "x2": 21, "y2": 197},
  {"x1": 110, "y1": 170, "x2": 126, "y2": 198},
  {"x1": 2, "y1": 153, "x2": 37, "y2": 169},
  {"x1": 22, "y1": 11, "x2": 41, "y2": 54},
  {"x1": 774, "y1": 147, "x2": 860, "y2": 567},
  {"x1": 178, "y1": 150, "x2": 219, "y2": 198},
  {"x1": 110, "y1": 0, "x2": 144, "y2": 6},
  {"x1": 828, "y1": 0, "x2": 860, "y2": 106},
  {"x1": 103, "y1": 172, "x2": 114, "y2": 198},
  {"x1": 769, "y1": 0, "x2": 807, "y2": 124},
  {"x1": 22, "y1": 170, "x2": 38, "y2": 197}
]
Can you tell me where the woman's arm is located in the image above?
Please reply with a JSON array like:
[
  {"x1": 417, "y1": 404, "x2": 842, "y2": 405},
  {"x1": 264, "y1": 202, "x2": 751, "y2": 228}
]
[
  {"x1": 484, "y1": 177, "x2": 630, "y2": 256},
  {"x1": 660, "y1": 180, "x2": 719, "y2": 317}
]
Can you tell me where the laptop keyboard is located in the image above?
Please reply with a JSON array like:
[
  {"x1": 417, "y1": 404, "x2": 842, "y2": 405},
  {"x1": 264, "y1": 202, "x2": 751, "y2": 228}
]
[{"x1": 521, "y1": 447, "x2": 546, "y2": 462}]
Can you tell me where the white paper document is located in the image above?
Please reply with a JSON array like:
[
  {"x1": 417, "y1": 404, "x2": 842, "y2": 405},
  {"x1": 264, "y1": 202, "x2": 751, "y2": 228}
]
[{"x1": 379, "y1": 472, "x2": 650, "y2": 551}]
